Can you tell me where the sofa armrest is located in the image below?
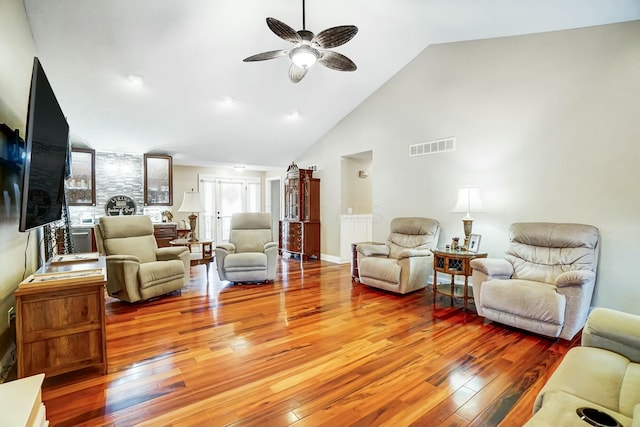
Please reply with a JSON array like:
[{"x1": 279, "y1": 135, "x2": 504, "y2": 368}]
[
  {"x1": 397, "y1": 249, "x2": 432, "y2": 260},
  {"x1": 555, "y1": 270, "x2": 596, "y2": 288},
  {"x1": 582, "y1": 307, "x2": 640, "y2": 363},
  {"x1": 156, "y1": 246, "x2": 189, "y2": 261},
  {"x1": 469, "y1": 258, "x2": 514, "y2": 279},
  {"x1": 357, "y1": 243, "x2": 389, "y2": 257}
]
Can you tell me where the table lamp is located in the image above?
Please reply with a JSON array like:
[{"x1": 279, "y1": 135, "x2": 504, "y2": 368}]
[
  {"x1": 178, "y1": 190, "x2": 205, "y2": 241},
  {"x1": 452, "y1": 186, "x2": 483, "y2": 250}
]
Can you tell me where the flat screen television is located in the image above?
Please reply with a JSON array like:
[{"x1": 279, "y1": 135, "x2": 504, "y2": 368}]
[{"x1": 18, "y1": 57, "x2": 70, "y2": 232}]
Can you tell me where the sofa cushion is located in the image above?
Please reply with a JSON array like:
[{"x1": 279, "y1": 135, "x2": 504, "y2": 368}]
[
  {"x1": 359, "y1": 257, "x2": 400, "y2": 285},
  {"x1": 224, "y1": 253, "x2": 267, "y2": 271},
  {"x1": 481, "y1": 279, "x2": 565, "y2": 325},
  {"x1": 538, "y1": 346, "x2": 631, "y2": 416}
]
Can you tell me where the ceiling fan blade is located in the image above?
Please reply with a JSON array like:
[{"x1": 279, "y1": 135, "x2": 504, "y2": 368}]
[
  {"x1": 288, "y1": 63, "x2": 308, "y2": 84},
  {"x1": 318, "y1": 51, "x2": 357, "y2": 72},
  {"x1": 243, "y1": 50, "x2": 288, "y2": 62},
  {"x1": 312, "y1": 25, "x2": 358, "y2": 49},
  {"x1": 267, "y1": 17, "x2": 302, "y2": 44}
]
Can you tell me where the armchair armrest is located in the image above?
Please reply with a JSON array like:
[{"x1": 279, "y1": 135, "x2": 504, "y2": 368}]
[
  {"x1": 555, "y1": 270, "x2": 595, "y2": 288},
  {"x1": 104, "y1": 254, "x2": 141, "y2": 295},
  {"x1": 357, "y1": 243, "x2": 389, "y2": 257},
  {"x1": 469, "y1": 258, "x2": 514, "y2": 279},
  {"x1": 215, "y1": 243, "x2": 235, "y2": 254},
  {"x1": 582, "y1": 307, "x2": 640, "y2": 363},
  {"x1": 156, "y1": 246, "x2": 189, "y2": 261},
  {"x1": 397, "y1": 249, "x2": 432, "y2": 260},
  {"x1": 265, "y1": 242, "x2": 278, "y2": 251}
]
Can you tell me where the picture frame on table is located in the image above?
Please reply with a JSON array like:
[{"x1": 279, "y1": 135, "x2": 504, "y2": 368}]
[{"x1": 468, "y1": 234, "x2": 482, "y2": 253}]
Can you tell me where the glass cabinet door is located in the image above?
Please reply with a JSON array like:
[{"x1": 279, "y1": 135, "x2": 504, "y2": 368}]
[
  {"x1": 66, "y1": 148, "x2": 95, "y2": 205},
  {"x1": 144, "y1": 154, "x2": 173, "y2": 206}
]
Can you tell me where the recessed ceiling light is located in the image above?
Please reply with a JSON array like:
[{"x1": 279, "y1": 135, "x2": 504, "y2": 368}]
[
  {"x1": 287, "y1": 110, "x2": 300, "y2": 120},
  {"x1": 127, "y1": 74, "x2": 144, "y2": 85},
  {"x1": 223, "y1": 96, "x2": 234, "y2": 104}
]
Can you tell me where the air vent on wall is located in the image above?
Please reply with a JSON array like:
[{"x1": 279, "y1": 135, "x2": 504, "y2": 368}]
[{"x1": 409, "y1": 137, "x2": 456, "y2": 157}]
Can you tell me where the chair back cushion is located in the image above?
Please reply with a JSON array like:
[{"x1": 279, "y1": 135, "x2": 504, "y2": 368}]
[
  {"x1": 229, "y1": 212, "x2": 273, "y2": 253},
  {"x1": 98, "y1": 215, "x2": 158, "y2": 263},
  {"x1": 387, "y1": 217, "x2": 440, "y2": 259},
  {"x1": 506, "y1": 222, "x2": 599, "y2": 284}
]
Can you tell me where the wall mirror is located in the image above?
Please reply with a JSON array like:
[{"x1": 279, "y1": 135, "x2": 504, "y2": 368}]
[
  {"x1": 66, "y1": 148, "x2": 96, "y2": 205},
  {"x1": 144, "y1": 154, "x2": 173, "y2": 206}
]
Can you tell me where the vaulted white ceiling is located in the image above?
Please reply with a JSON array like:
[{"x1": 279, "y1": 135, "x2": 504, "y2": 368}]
[{"x1": 23, "y1": 0, "x2": 640, "y2": 170}]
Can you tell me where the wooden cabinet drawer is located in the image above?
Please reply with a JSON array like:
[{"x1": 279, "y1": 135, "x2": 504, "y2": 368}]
[{"x1": 153, "y1": 223, "x2": 177, "y2": 247}]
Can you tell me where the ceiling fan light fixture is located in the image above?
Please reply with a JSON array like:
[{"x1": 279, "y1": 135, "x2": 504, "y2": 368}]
[{"x1": 290, "y1": 45, "x2": 319, "y2": 68}]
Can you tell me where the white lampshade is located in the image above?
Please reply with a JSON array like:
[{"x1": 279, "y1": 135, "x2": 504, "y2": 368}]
[
  {"x1": 290, "y1": 45, "x2": 319, "y2": 68},
  {"x1": 452, "y1": 187, "x2": 483, "y2": 219},
  {"x1": 178, "y1": 191, "x2": 204, "y2": 213}
]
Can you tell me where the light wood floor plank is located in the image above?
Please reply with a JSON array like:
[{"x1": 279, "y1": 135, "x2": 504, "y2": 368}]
[{"x1": 39, "y1": 258, "x2": 579, "y2": 426}]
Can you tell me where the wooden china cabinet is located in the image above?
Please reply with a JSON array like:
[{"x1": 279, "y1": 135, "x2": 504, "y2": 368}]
[{"x1": 279, "y1": 162, "x2": 320, "y2": 260}]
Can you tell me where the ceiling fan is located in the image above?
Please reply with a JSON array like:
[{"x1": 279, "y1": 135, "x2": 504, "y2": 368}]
[{"x1": 243, "y1": 0, "x2": 358, "y2": 83}]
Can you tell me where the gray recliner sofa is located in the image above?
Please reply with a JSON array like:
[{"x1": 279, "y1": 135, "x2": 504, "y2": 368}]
[
  {"x1": 471, "y1": 222, "x2": 599, "y2": 340},
  {"x1": 215, "y1": 212, "x2": 278, "y2": 283},
  {"x1": 356, "y1": 217, "x2": 440, "y2": 294},
  {"x1": 525, "y1": 307, "x2": 640, "y2": 427},
  {"x1": 95, "y1": 215, "x2": 190, "y2": 303}
]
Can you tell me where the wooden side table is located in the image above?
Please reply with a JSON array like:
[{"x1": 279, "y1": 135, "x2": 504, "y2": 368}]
[
  {"x1": 15, "y1": 258, "x2": 108, "y2": 379},
  {"x1": 431, "y1": 248, "x2": 487, "y2": 310},
  {"x1": 170, "y1": 239, "x2": 214, "y2": 276}
]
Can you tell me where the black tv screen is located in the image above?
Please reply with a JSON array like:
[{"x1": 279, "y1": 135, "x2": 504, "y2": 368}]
[{"x1": 19, "y1": 57, "x2": 70, "y2": 232}]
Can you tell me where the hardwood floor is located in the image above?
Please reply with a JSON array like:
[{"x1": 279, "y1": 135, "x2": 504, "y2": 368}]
[{"x1": 41, "y1": 258, "x2": 579, "y2": 426}]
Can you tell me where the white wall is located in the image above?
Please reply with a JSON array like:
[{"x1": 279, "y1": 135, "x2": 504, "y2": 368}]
[
  {"x1": 295, "y1": 21, "x2": 640, "y2": 313},
  {"x1": 0, "y1": 0, "x2": 38, "y2": 358}
]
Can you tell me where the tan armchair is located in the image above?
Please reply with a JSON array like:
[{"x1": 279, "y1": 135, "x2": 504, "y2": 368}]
[
  {"x1": 215, "y1": 212, "x2": 278, "y2": 283},
  {"x1": 356, "y1": 217, "x2": 440, "y2": 294},
  {"x1": 471, "y1": 222, "x2": 599, "y2": 340},
  {"x1": 95, "y1": 215, "x2": 190, "y2": 303}
]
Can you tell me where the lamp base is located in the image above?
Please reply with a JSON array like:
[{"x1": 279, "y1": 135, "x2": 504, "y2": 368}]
[
  {"x1": 188, "y1": 213, "x2": 199, "y2": 242},
  {"x1": 462, "y1": 218, "x2": 473, "y2": 250}
]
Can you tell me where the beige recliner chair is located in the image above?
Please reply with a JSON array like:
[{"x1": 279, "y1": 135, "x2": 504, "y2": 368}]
[
  {"x1": 356, "y1": 217, "x2": 440, "y2": 294},
  {"x1": 95, "y1": 215, "x2": 190, "y2": 303},
  {"x1": 471, "y1": 222, "x2": 599, "y2": 340},
  {"x1": 215, "y1": 212, "x2": 278, "y2": 283},
  {"x1": 525, "y1": 308, "x2": 640, "y2": 427}
]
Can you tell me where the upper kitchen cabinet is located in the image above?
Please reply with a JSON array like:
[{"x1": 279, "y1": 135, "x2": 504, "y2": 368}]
[
  {"x1": 144, "y1": 154, "x2": 173, "y2": 206},
  {"x1": 66, "y1": 148, "x2": 96, "y2": 206}
]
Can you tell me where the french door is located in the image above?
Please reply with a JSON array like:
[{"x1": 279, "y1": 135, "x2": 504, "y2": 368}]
[{"x1": 199, "y1": 175, "x2": 260, "y2": 243}]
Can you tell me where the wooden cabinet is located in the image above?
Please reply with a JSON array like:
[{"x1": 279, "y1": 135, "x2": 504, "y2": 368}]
[
  {"x1": 153, "y1": 223, "x2": 177, "y2": 247},
  {"x1": 66, "y1": 148, "x2": 96, "y2": 206},
  {"x1": 280, "y1": 163, "x2": 320, "y2": 260},
  {"x1": 14, "y1": 259, "x2": 107, "y2": 379},
  {"x1": 144, "y1": 154, "x2": 173, "y2": 206},
  {"x1": 279, "y1": 221, "x2": 320, "y2": 260}
]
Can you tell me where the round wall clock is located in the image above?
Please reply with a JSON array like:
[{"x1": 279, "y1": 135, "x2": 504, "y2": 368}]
[{"x1": 104, "y1": 195, "x2": 137, "y2": 216}]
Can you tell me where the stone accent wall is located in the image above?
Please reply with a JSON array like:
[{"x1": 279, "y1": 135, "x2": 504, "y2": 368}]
[{"x1": 68, "y1": 151, "x2": 170, "y2": 223}]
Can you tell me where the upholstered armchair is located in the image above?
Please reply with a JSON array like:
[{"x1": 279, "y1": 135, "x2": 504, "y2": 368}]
[
  {"x1": 95, "y1": 215, "x2": 190, "y2": 303},
  {"x1": 215, "y1": 212, "x2": 278, "y2": 283},
  {"x1": 470, "y1": 222, "x2": 599, "y2": 340},
  {"x1": 356, "y1": 217, "x2": 440, "y2": 294}
]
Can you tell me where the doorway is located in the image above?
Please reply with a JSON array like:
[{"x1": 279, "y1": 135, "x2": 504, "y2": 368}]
[
  {"x1": 199, "y1": 175, "x2": 261, "y2": 243},
  {"x1": 267, "y1": 177, "x2": 281, "y2": 243}
]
